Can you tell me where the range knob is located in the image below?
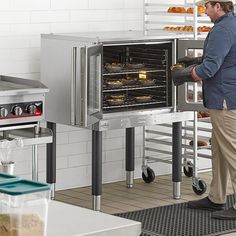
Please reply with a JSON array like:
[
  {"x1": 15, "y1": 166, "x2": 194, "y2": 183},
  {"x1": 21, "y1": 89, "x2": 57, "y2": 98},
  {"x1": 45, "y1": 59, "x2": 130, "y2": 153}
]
[
  {"x1": 12, "y1": 106, "x2": 23, "y2": 116},
  {"x1": 0, "y1": 107, "x2": 8, "y2": 118},
  {"x1": 27, "y1": 104, "x2": 37, "y2": 115}
]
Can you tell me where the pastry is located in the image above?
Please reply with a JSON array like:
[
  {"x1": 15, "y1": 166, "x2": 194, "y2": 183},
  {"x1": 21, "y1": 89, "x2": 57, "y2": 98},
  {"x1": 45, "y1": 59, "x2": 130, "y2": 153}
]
[
  {"x1": 122, "y1": 76, "x2": 137, "y2": 85},
  {"x1": 189, "y1": 140, "x2": 208, "y2": 146},
  {"x1": 135, "y1": 95, "x2": 152, "y2": 103},
  {"x1": 187, "y1": 7, "x2": 194, "y2": 13},
  {"x1": 139, "y1": 79, "x2": 156, "y2": 86},
  {"x1": 107, "y1": 98, "x2": 125, "y2": 106},
  {"x1": 197, "y1": 112, "x2": 203, "y2": 119},
  {"x1": 106, "y1": 80, "x2": 123, "y2": 88},
  {"x1": 199, "y1": 111, "x2": 210, "y2": 118},
  {"x1": 167, "y1": 7, "x2": 173, "y2": 13},
  {"x1": 171, "y1": 7, "x2": 178, "y2": 13},
  {"x1": 110, "y1": 94, "x2": 126, "y2": 99},
  {"x1": 198, "y1": 26, "x2": 211, "y2": 32},
  {"x1": 105, "y1": 63, "x2": 123, "y2": 72},
  {"x1": 179, "y1": 7, "x2": 187, "y2": 13},
  {"x1": 198, "y1": 5, "x2": 205, "y2": 15},
  {"x1": 126, "y1": 63, "x2": 144, "y2": 69}
]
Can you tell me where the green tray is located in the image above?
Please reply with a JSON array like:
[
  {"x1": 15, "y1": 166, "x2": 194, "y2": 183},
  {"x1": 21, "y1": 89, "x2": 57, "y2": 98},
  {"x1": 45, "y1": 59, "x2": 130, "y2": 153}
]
[
  {"x1": 0, "y1": 179, "x2": 50, "y2": 196},
  {"x1": 0, "y1": 172, "x2": 19, "y2": 184}
]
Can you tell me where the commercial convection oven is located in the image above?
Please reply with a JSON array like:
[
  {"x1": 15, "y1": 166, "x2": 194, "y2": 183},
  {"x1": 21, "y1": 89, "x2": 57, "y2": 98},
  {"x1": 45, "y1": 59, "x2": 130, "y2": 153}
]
[{"x1": 41, "y1": 31, "x2": 203, "y2": 210}]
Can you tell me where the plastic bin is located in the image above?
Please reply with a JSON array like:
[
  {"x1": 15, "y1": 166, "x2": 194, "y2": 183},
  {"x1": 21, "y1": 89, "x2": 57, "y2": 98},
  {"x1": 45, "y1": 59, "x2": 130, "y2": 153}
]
[{"x1": 0, "y1": 179, "x2": 51, "y2": 236}]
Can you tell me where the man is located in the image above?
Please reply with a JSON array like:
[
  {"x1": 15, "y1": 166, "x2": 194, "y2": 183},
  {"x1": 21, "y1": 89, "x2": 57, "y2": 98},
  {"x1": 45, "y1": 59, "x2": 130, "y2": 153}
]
[{"x1": 172, "y1": 0, "x2": 236, "y2": 220}]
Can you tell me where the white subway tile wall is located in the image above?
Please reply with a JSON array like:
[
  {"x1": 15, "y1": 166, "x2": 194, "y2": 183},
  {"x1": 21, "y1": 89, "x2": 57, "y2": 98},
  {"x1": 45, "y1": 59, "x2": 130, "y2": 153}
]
[{"x1": 0, "y1": 0, "x2": 173, "y2": 190}]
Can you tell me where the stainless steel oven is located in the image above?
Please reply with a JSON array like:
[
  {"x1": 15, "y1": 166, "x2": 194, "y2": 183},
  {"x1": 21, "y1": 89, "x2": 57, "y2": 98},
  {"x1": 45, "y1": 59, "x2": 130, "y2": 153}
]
[
  {"x1": 41, "y1": 31, "x2": 203, "y2": 210},
  {"x1": 41, "y1": 32, "x2": 195, "y2": 130}
]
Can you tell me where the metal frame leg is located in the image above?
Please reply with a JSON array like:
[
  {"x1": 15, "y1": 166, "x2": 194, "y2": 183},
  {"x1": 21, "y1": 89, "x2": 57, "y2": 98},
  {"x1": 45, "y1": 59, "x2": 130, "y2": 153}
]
[
  {"x1": 172, "y1": 122, "x2": 182, "y2": 199},
  {"x1": 126, "y1": 128, "x2": 135, "y2": 188},
  {"x1": 32, "y1": 123, "x2": 40, "y2": 181},
  {"x1": 3, "y1": 131, "x2": 9, "y2": 139},
  {"x1": 47, "y1": 122, "x2": 56, "y2": 200},
  {"x1": 32, "y1": 144, "x2": 38, "y2": 181},
  {"x1": 92, "y1": 130, "x2": 102, "y2": 211}
]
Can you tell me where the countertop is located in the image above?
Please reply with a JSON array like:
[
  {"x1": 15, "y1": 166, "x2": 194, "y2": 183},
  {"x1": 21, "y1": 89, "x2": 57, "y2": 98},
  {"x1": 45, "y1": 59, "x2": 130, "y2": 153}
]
[{"x1": 47, "y1": 201, "x2": 141, "y2": 236}]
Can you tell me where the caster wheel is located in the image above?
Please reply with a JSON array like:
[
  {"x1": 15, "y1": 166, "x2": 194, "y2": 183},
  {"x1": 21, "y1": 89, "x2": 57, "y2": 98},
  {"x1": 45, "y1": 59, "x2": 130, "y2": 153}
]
[
  {"x1": 183, "y1": 161, "x2": 193, "y2": 177},
  {"x1": 142, "y1": 167, "x2": 155, "y2": 183},
  {"x1": 192, "y1": 179, "x2": 207, "y2": 195}
]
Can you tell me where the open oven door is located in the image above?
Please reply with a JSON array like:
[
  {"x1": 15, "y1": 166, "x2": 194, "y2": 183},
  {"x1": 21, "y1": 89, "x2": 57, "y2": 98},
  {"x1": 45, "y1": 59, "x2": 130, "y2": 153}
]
[
  {"x1": 73, "y1": 43, "x2": 103, "y2": 128},
  {"x1": 177, "y1": 39, "x2": 208, "y2": 112}
]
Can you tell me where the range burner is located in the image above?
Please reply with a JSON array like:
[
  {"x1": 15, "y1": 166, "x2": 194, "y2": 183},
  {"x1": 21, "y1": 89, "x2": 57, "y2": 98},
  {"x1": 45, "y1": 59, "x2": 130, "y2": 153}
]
[{"x1": 0, "y1": 75, "x2": 49, "y2": 126}]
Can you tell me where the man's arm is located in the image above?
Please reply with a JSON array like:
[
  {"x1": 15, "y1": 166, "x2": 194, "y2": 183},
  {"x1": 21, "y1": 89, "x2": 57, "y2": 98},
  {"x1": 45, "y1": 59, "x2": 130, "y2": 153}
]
[{"x1": 195, "y1": 26, "x2": 232, "y2": 80}]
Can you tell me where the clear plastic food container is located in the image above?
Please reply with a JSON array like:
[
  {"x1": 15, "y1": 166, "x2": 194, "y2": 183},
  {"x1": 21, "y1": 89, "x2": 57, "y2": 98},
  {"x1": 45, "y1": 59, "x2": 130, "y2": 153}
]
[{"x1": 0, "y1": 178, "x2": 50, "y2": 236}]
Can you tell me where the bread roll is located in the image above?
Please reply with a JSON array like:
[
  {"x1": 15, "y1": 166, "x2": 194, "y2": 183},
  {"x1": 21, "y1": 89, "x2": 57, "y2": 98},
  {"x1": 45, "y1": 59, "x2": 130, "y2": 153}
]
[
  {"x1": 167, "y1": 7, "x2": 173, "y2": 13},
  {"x1": 198, "y1": 5, "x2": 205, "y2": 15},
  {"x1": 199, "y1": 111, "x2": 210, "y2": 118},
  {"x1": 189, "y1": 140, "x2": 208, "y2": 146},
  {"x1": 187, "y1": 7, "x2": 194, "y2": 13}
]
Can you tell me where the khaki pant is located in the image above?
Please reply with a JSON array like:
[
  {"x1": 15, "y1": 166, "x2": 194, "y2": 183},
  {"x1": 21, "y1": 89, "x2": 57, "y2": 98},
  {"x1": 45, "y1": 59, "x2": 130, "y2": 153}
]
[{"x1": 208, "y1": 109, "x2": 236, "y2": 208}]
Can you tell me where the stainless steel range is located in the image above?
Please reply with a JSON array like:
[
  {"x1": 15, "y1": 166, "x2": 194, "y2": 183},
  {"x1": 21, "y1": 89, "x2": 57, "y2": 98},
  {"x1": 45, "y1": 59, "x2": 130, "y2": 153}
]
[
  {"x1": 0, "y1": 75, "x2": 54, "y2": 192},
  {"x1": 0, "y1": 75, "x2": 48, "y2": 126},
  {"x1": 41, "y1": 31, "x2": 202, "y2": 210}
]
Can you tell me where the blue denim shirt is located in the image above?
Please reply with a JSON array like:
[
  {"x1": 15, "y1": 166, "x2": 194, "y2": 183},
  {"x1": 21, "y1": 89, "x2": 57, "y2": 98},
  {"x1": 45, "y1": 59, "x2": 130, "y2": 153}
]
[{"x1": 195, "y1": 12, "x2": 236, "y2": 109}]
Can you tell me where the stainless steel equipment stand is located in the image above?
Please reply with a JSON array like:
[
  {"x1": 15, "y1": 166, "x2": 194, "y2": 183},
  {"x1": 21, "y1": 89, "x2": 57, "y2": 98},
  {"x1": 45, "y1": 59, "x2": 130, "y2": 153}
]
[
  {"x1": 126, "y1": 128, "x2": 135, "y2": 188},
  {"x1": 172, "y1": 122, "x2": 182, "y2": 199},
  {"x1": 46, "y1": 122, "x2": 56, "y2": 200},
  {"x1": 92, "y1": 130, "x2": 102, "y2": 211},
  {"x1": 0, "y1": 122, "x2": 53, "y2": 185},
  {"x1": 45, "y1": 125, "x2": 136, "y2": 211}
]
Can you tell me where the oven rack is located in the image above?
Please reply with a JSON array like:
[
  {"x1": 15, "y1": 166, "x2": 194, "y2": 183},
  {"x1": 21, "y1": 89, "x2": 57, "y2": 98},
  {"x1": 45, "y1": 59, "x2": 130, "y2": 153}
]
[
  {"x1": 103, "y1": 84, "x2": 166, "y2": 92},
  {"x1": 103, "y1": 100, "x2": 166, "y2": 110},
  {"x1": 145, "y1": 134, "x2": 211, "y2": 151},
  {"x1": 103, "y1": 68, "x2": 166, "y2": 76},
  {"x1": 145, "y1": 3, "x2": 193, "y2": 8}
]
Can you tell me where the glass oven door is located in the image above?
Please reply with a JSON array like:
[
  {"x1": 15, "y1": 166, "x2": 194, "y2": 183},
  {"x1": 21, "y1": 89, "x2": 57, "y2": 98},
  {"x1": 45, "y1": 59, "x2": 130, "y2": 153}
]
[
  {"x1": 177, "y1": 39, "x2": 208, "y2": 112},
  {"x1": 76, "y1": 43, "x2": 103, "y2": 127}
]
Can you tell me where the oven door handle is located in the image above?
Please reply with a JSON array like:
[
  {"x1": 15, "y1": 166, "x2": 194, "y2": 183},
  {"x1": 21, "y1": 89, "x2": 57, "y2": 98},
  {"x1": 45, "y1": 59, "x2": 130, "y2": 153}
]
[
  {"x1": 80, "y1": 46, "x2": 88, "y2": 127},
  {"x1": 71, "y1": 47, "x2": 77, "y2": 125}
]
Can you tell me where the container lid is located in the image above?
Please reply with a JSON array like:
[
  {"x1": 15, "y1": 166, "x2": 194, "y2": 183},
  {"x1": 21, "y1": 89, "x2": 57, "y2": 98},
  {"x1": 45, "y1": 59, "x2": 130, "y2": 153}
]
[
  {"x1": 0, "y1": 179, "x2": 50, "y2": 195},
  {"x1": 0, "y1": 172, "x2": 19, "y2": 184}
]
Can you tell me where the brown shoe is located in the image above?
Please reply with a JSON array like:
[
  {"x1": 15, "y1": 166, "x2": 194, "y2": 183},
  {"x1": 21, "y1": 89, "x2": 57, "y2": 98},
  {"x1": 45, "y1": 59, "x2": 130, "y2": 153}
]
[
  {"x1": 212, "y1": 207, "x2": 236, "y2": 220},
  {"x1": 188, "y1": 197, "x2": 225, "y2": 211}
]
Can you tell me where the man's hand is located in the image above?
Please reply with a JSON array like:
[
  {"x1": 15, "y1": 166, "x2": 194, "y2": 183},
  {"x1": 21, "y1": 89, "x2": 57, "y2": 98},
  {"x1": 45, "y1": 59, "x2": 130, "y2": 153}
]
[
  {"x1": 171, "y1": 64, "x2": 199, "y2": 86},
  {"x1": 178, "y1": 56, "x2": 202, "y2": 67}
]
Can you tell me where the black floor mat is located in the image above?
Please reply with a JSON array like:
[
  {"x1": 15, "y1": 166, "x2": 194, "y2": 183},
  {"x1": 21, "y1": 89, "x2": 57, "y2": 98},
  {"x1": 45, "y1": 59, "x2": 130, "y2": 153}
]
[{"x1": 115, "y1": 194, "x2": 236, "y2": 236}]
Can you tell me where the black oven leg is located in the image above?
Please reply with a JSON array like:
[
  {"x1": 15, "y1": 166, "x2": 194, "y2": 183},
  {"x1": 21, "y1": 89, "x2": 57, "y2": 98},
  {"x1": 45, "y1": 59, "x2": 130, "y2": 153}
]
[
  {"x1": 92, "y1": 130, "x2": 102, "y2": 211},
  {"x1": 126, "y1": 127, "x2": 135, "y2": 188},
  {"x1": 172, "y1": 122, "x2": 182, "y2": 199},
  {"x1": 47, "y1": 122, "x2": 56, "y2": 200}
]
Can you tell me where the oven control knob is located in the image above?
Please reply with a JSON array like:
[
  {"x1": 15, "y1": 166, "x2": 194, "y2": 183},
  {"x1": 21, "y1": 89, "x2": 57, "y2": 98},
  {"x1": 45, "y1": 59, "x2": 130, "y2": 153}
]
[
  {"x1": 12, "y1": 106, "x2": 23, "y2": 116},
  {"x1": 0, "y1": 107, "x2": 8, "y2": 118},
  {"x1": 27, "y1": 104, "x2": 37, "y2": 115}
]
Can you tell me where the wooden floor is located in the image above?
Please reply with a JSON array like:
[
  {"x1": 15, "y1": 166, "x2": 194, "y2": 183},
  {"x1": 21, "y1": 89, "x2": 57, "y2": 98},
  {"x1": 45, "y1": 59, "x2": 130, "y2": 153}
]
[{"x1": 55, "y1": 171, "x2": 236, "y2": 235}]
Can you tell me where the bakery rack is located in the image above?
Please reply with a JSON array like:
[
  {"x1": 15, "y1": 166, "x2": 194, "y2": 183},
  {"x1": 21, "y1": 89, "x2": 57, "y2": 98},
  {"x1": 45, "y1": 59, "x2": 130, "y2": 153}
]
[
  {"x1": 142, "y1": 0, "x2": 213, "y2": 195},
  {"x1": 143, "y1": 0, "x2": 212, "y2": 39}
]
